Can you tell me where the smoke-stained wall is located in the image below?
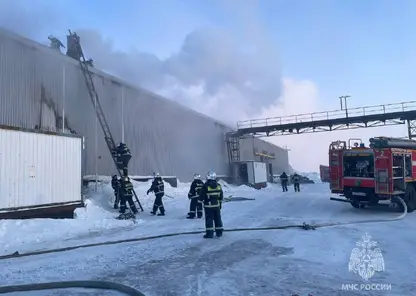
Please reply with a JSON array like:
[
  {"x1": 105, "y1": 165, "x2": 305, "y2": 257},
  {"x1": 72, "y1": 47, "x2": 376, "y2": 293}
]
[{"x1": 0, "y1": 29, "x2": 290, "y2": 181}]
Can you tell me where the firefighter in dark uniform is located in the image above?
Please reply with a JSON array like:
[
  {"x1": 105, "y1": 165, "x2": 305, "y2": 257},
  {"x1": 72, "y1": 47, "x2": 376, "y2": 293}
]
[
  {"x1": 147, "y1": 172, "x2": 165, "y2": 216},
  {"x1": 199, "y1": 171, "x2": 223, "y2": 238},
  {"x1": 112, "y1": 142, "x2": 132, "y2": 176},
  {"x1": 111, "y1": 174, "x2": 121, "y2": 209},
  {"x1": 186, "y1": 174, "x2": 204, "y2": 219},
  {"x1": 119, "y1": 176, "x2": 138, "y2": 215},
  {"x1": 280, "y1": 172, "x2": 289, "y2": 192},
  {"x1": 292, "y1": 173, "x2": 301, "y2": 192}
]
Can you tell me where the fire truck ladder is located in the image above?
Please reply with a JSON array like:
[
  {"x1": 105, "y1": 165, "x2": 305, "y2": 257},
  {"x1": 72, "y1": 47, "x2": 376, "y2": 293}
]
[{"x1": 69, "y1": 30, "x2": 143, "y2": 212}]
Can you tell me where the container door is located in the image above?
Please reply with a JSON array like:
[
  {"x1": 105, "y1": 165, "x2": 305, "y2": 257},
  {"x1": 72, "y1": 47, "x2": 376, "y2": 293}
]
[
  {"x1": 246, "y1": 162, "x2": 255, "y2": 184},
  {"x1": 374, "y1": 149, "x2": 392, "y2": 194},
  {"x1": 329, "y1": 151, "x2": 343, "y2": 191},
  {"x1": 238, "y1": 163, "x2": 249, "y2": 183}
]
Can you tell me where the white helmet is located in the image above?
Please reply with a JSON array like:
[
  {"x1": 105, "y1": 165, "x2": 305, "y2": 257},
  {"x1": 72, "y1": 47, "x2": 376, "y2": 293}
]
[
  {"x1": 207, "y1": 171, "x2": 217, "y2": 180},
  {"x1": 194, "y1": 174, "x2": 201, "y2": 180},
  {"x1": 153, "y1": 172, "x2": 160, "y2": 178}
]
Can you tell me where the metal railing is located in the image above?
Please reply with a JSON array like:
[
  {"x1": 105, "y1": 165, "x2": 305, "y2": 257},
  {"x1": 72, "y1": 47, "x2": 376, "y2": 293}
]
[{"x1": 237, "y1": 101, "x2": 416, "y2": 129}]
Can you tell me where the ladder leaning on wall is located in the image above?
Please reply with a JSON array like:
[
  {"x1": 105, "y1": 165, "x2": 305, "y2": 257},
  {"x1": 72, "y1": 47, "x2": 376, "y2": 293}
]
[{"x1": 68, "y1": 30, "x2": 144, "y2": 212}]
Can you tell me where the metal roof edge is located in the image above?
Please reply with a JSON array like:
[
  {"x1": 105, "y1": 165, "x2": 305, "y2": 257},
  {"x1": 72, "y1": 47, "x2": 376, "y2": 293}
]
[{"x1": 0, "y1": 27, "x2": 234, "y2": 130}]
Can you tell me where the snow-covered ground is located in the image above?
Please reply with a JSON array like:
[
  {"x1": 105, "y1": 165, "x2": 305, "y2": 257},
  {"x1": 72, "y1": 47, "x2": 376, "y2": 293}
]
[
  {"x1": 0, "y1": 178, "x2": 415, "y2": 295},
  {"x1": 301, "y1": 171, "x2": 321, "y2": 183}
]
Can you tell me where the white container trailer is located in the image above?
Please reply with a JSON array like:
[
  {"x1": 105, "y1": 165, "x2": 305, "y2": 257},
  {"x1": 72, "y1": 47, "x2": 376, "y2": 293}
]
[
  {"x1": 0, "y1": 126, "x2": 83, "y2": 219},
  {"x1": 238, "y1": 161, "x2": 268, "y2": 189}
]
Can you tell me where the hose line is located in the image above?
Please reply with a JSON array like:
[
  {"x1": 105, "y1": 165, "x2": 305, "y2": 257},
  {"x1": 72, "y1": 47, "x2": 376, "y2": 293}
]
[
  {"x1": 0, "y1": 280, "x2": 146, "y2": 295},
  {"x1": 0, "y1": 198, "x2": 407, "y2": 296},
  {"x1": 0, "y1": 197, "x2": 407, "y2": 261}
]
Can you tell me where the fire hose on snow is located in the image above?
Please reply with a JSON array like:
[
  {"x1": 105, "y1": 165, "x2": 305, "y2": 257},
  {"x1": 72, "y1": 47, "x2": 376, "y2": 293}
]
[
  {"x1": 319, "y1": 195, "x2": 408, "y2": 227},
  {"x1": 0, "y1": 280, "x2": 145, "y2": 295},
  {"x1": 0, "y1": 197, "x2": 407, "y2": 261},
  {"x1": 0, "y1": 198, "x2": 407, "y2": 295}
]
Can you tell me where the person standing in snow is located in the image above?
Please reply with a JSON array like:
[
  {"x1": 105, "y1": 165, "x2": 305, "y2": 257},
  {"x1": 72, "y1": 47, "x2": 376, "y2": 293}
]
[
  {"x1": 280, "y1": 172, "x2": 289, "y2": 192},
  {"x1": 111, "y1": 174, "x2": 121, "y2": 209},
  {"x1": 198, "y1": 171, "x2": 223, "y2": 238},
  {"x1": 147, "y1": 172, "x2": 165, "y2": 216},
  {"x1": 119, "y1": 176, "x2": 138, "y2": 216},
  {"x1": 292, "y1": 173, "x2": 301, "y2": 192},
  {"x1": 186, "y1": 174, "x2": 204, "y2": 219}
]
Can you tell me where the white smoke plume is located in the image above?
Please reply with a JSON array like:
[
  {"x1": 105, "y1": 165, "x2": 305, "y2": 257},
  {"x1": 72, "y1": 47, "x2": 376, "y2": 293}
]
[{"x1": 0, "y1": 0, "x2": 283, "y2": 126}]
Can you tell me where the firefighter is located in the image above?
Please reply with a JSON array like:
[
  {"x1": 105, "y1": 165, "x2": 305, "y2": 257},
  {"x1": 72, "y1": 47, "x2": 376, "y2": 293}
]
[
  {"x1": 111, "y1": 174, "x2": 121, "y2": 209},
  {"x1": 112, "y1": 142, "x2": 132, "y2": 176},
  {"x1": 48, "y1": 35, "x2": 65, "y2": 52},
  {"x1": 199, "y1": 171, "x2": 223, "y2": 238},
  {"x1": 186, "y1": 174, "x2": 204, "y2": 219},
  {"x1": 280, "y1": 172, "x2": 289, "y2": 192},
  {"x1": 147, "y1": 172, "x2": 165, "y2": 216},
  {"x1": 292, "y1": 172, "x2": 301, "y2": 192},
  {"x1": 119, "y1": 176, "x2": 138, "y2": 216}
]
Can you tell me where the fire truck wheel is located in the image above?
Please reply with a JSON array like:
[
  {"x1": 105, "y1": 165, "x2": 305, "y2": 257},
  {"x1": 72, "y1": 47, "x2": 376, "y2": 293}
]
[
  {"x1": 350, "y1": 200, "x2": 363, "y2": 209},
  {"x1": 404, "y1": 184, "x2": 416, "y2": 213}
]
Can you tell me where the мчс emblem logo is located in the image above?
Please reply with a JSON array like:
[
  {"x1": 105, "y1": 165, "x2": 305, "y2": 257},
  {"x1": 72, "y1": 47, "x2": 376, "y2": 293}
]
[{"x1": 348, "y1": 233, "x2": 385, "y2": 281}]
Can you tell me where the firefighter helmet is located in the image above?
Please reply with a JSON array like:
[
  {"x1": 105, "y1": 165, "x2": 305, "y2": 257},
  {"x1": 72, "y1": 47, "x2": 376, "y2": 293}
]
[
  {"x1": 207, "y1": 171, "x2": 217, "y2": 180},
  {"x1": 194, "y1": 174, "x2": 201, "y2": 180}
]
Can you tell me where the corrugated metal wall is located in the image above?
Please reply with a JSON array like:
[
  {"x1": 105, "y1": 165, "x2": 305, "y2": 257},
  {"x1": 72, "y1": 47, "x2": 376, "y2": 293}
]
[
  {"x1": 240, "y1": 137, "x2": 289, "y2": 174},
  {"x1": 0, "y1": 127, "x2": 82, "y2": 210},
  {"x1": 0, "y1": 29, "x2": 290, "y2": 181}
]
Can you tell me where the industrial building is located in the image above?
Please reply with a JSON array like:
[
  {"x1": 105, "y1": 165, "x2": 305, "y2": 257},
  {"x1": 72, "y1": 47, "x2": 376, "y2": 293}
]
[{"x1": 0, "y1": 28, "x2": 291, "y2": 181}]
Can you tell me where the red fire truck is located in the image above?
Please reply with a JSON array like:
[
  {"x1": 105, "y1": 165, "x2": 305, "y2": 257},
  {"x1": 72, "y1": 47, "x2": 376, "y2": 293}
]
[{"x1": 329, "y1": 137, "x2": 416, "y2": 213}]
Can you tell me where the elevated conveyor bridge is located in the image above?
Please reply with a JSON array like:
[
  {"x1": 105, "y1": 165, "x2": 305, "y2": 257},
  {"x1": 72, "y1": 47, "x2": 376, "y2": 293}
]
[{"x1": 226, "y1": 101, "x2": 416, "y2": 163}]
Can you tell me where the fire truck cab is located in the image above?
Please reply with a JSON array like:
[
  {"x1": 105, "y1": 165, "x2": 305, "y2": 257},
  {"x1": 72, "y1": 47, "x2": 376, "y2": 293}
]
[{"x1": 329, "y1": 137, "x2": 416, "y2": 212}]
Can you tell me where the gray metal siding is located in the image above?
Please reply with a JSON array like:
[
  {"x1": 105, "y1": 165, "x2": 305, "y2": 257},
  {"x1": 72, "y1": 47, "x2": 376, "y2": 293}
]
[
  {"x1": 240, "y1": 137, "x2": 289, "y2": 174},
  {"x1": 0, "y1": 29, "x2": 290, "y2": 181},
  {"x1": 0, "y1": 128, "x2": 82, "y2": 209}
]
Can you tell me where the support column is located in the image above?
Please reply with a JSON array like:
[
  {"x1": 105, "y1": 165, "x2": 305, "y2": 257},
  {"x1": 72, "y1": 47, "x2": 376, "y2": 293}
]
[
  {"x1": 226, "y1": 132, "x2": 240, "y2": 162},
  {"x1": 94, "y1": 87, "x2": 98, "y2": 191},
  {"x1": 121, "y1": 86, "x2": 125, "y2": 143},
  {"x1": 62, "y1": 66, "x2": 66, "y2": 132},
  {"x1": 226, "y1": 132, "x2": 241, "y2": 184},
  {"x1": 407, "y1": 120, "x2": 416, "y2": 139}
]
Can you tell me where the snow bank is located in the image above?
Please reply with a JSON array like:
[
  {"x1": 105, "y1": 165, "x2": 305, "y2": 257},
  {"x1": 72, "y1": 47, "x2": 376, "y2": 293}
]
[
  {"x1": 218, "y1": 180, "x2": 256, "y2": 193},
  {"x1": 0, "y1": 177, "x2": 247, "y2": 255},
  {"x1": 0, "y1": 179, "x2": 140, "y2": 255},
  {"x1": 0, "y1": 175, "x2": 316, "y2": 256},
  {"x1": 301, "y1": 172, "x2": 321, "y2": 183},
  {"x1": 0, "y1": 211, "x2": 132, "y2": 256},
  {"x1": 75, "y1": 178, "x2": 191, "y2": 217}
]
